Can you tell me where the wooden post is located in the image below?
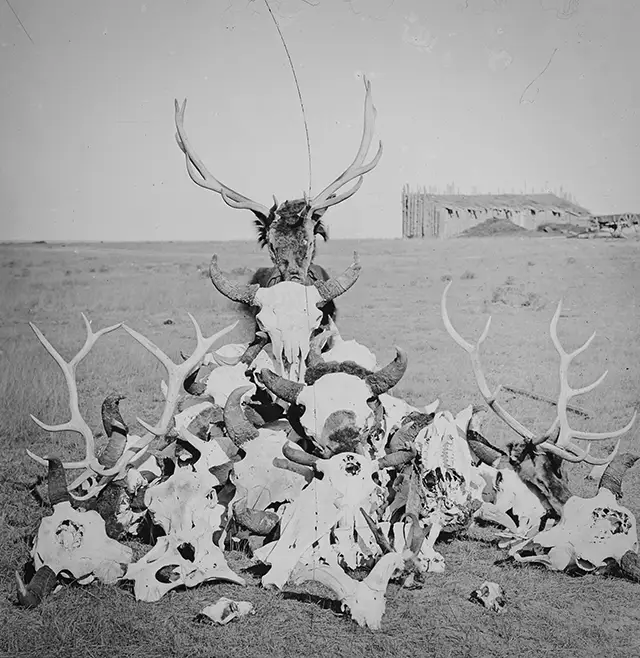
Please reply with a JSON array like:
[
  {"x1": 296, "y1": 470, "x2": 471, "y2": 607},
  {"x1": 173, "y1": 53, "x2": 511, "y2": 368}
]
[{"x1": 401, "y1": 185, "x2": 407, "y2": 238}]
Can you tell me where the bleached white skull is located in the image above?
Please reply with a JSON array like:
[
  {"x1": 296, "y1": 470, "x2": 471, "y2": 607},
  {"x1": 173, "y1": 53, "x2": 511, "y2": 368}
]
[
  {"x1": 144, "y1": 468, "x2": 225, "y2": 536},
  {"x1": 254, "y1": 445, "x2": 415, "y2": 587},
  {"x1": 125, "y1": 529, "x2": 246, "y2": 602},
  {"x1": 205, "y1": 363, "x2": 258, "y2": 406},
  {"x1": 413, "y1": 407, "x2": 487, "y2": 548},
  {"x1": 30, "y1": 457, "x2": 132, "y2": 585},
  {"x1": 469, "y1": 581, "x2": 506, "y2": 613},
  {"x1": 198, "y1": 597, "x2": 256, "y2": 625},
  {"x1": 509, "y1": 487, "x2": 638, "y2": 572},
  {"x1": 33, "y1": 501, "x2": 133, "y2": 585},
  {"x1": 253, "y1": 282, "x2": 323, "y2": 382},
  {"x1": 204, "y1": 343, "x2": 277, "y2": 406},
  {"x1": 291, "y1": 537, "x2": 406, "y2": 630},
  {"x1": 207, "y1": 253, "x2": 361, "y2": 383},
  {"x1": 474, "y1": 463, "x2": 547, "y2": 543},
  {"x1": 232, "y1": 427, "x2": 312, "y2": 511}
]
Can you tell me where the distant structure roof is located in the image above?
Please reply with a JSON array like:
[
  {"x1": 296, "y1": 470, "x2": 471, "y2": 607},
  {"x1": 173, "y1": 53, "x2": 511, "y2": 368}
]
[{"x1": 426, "y1": 193, "x2": 591, "y2": 217}]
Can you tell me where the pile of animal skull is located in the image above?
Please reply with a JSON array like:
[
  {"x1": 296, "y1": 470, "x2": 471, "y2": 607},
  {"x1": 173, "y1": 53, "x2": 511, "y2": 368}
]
[{"x1": 18, "y1": 78, "x2": 640, "y2": 630}]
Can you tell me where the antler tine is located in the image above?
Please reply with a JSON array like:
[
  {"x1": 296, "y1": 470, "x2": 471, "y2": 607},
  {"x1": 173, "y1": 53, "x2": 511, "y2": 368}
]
[
  {"x1": 123, "y1": 318, "x2": 238, "y2": 436},
  {"x1": 547, "y1": 300, "x2": 636, "y2": 453},
  {"x1": 440, "y1": 282, "x2": 536, "y2": 442},
  {"x1": 174, "y1": 99, "x2": 271, "y2": 217},
  {"x1": 310, "y1": 177, "x2": 364, "y2": 212},
  {"x1": 121, "y1": 324, "x2": 176, "y2": 373},
  {"x1": 308, "y1": 76, "x2": 383, "y2": 213},
  {"x1": 27, "y1": 317, "x2": 129, "y2": 476}
]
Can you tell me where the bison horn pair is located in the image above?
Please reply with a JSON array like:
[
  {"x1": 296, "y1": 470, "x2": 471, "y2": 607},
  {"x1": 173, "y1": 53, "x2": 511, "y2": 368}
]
[
  {"x1": 281, "y1": 441, "x2": 415, "y2": 471},
  {"x1": 259, "y1": 348, "x2": 408, "y2": 403},
  {"x1": 209, "y1": 252, "x2": 361, "y2": 307}
]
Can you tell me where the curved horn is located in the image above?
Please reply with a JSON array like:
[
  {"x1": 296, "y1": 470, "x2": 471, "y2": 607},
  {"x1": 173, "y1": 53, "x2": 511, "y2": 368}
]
[
  {"x1": 598, "y1": 452, "x2": 640, "y2": 500},
  {"x1": 223, "y1": 386, "x2": 260, "y2": 446},
  {"x1": 98, "y1": 393, "x2": 129, "y2": 468},
  {"x1": 360, "y1": 507, "x2": 394, "y2": 555},
  {"x1": 15, "y1": 565, "x2": 57, "y2": 608},
  {"x1": 47, "y1": 456, "x2": 70, "y2": 507},
  {"x1": 240, "y1": 333, "x2": 270, "y2": 366},
  {"x1": 209, "y1": 254, "x2": 260, "y2": 305},
  {"x1": 307, "y1": 328, "x2": 335, "y2": 369},
  {"x1": 282, "y1": 441, "x2": 319, "y2": 468},
  {"x1": 468, "y1": 440, "x2": 503, "y2": 467},
  {"x1": 377, "y1": 448, "x2": 415, "y2": 470},
  {"x1": 258, "y1": 369, "x2": 304, "y2": 404},
  {"x1": 365, "y1": 347, "x2": 408, "y2": 396},
  {"x1": 314, "y1": 252, "x2": 361, "y2": 306},
  {"x1": 388, "y1": 414, "x2": 431, "y2": 452}
]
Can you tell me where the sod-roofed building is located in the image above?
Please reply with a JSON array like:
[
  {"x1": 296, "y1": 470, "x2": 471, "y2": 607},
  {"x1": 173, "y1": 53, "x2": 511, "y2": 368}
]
[{"x1": 401, "y1": 186, "x2": 592, "y2": 238}]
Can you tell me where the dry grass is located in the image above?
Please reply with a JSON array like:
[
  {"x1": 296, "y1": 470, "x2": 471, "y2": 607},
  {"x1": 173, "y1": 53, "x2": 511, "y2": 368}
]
[{"x1": 1, "y1": 236, "x2": 640, "y2": 658}]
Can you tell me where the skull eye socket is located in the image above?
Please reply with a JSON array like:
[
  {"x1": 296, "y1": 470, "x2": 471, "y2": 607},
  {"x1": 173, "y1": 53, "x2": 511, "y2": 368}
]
[{"x1": 156, "y1": 565, "x2": 181, "y2": 583}]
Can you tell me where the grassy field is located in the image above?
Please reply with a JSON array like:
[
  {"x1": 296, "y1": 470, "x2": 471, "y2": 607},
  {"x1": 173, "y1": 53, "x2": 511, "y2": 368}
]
[{"x1": 1, "y1": 234, "x2": 639, "y2": 658}]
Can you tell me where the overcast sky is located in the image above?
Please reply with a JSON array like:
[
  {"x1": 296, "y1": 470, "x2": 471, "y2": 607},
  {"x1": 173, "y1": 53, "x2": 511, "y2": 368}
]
[{"x1": 1, "y1": 0, "x2": 638, "y2": 241}]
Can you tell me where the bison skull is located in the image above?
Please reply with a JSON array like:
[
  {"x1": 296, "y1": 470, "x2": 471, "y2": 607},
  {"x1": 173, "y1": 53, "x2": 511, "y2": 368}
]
[
  {"x1": 208, "y1": 253, "x2": 361, "y2": 383},
  {"x1": 259, "y1": 349, "x2": 408, "y2": 457}
]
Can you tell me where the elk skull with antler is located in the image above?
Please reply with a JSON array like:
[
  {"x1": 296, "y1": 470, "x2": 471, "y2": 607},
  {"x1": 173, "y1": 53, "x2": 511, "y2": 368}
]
[
  {"x1": 26, "y1": 313, "x2": 238, "y2": 500},
  {"x1": 507, "y1": 453, "x2": 640, "y2": 575},
  {"x1": 440, "y1": 282, "x2": 637, "y2": 523},
  {"x1": 174, "y1": 76, "x2": 382, "y2": 322}
]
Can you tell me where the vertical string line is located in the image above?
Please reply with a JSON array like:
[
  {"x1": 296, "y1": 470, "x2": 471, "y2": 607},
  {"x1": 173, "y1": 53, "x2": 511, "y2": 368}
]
[{"x1": 262, "y1": 0, "x2": 313, "y2": 197}]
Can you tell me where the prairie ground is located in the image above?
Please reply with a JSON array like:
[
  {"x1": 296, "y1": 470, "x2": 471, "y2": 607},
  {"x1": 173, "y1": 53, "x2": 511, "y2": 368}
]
[{"x1": 1, "y1": 234, "x2": 639, "y2": 658}]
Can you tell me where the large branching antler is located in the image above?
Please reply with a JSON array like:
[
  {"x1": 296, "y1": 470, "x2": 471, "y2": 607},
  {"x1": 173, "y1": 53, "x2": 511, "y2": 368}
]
[
  {"x1": 306, "y1": 76, "x2": 383, "y2": 215},
  {"x1": 174, "y1": 98, "x2": 272, "y2": 217},
  {"x1": 27, "y1": 314, "x2": 127, "y2": 476},
  {"x1": 28, "y1": 314, "x2": 238, "y2": 500},
  {"x1": 66, "y1": 315, "x2": 238, "y2": 500},
  {"x1": 538, "y1": 300, "x2": 637, "y2": 458},
  {"x1": 441, "y1": 282, "x2": 636, "y2": 466},
  {"x1": 121, "y1": 314, "x2": 238, "y2": 438}
]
